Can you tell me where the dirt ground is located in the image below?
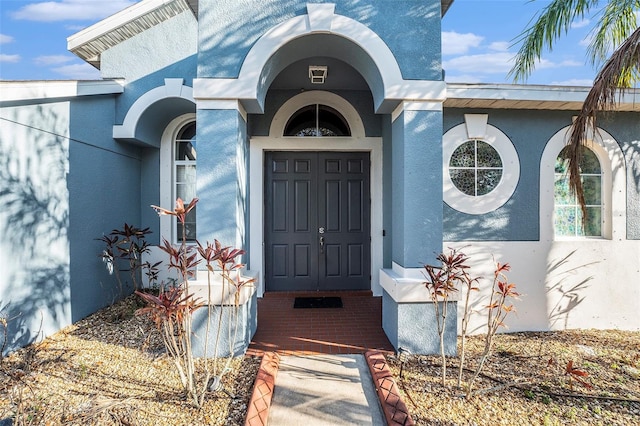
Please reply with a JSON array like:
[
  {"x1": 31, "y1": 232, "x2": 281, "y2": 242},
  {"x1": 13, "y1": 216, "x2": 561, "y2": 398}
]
[{"x1": 1, "y1": 295, "x2": 639, "y2": 425}]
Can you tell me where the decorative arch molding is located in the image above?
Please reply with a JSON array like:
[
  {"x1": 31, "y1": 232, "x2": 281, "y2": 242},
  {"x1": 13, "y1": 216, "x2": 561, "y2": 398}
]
[
  {"x1": 269, "y1": 91, "x2": 366, "y2": 139},
  {"x1": 539, "y1": 125, "x2": 626, "y2": 241},
  {"x1": 113, "y1": 78, "x2": 194, "y2": 145},
  {"x1": 193, "y1": 3, "x2": 445, "y2": 114}
]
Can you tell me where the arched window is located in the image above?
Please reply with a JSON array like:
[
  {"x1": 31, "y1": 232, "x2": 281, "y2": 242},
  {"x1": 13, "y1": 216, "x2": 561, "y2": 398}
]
[
  {"x1": 283, "y1": 104, "x2": 350, "y2": 136},
  {"x1": 174, "y1": 121, "x2": 197, "y2": 241},
  {"x1": 554, "y1": 146, "x2": 602, "y2": 237}
]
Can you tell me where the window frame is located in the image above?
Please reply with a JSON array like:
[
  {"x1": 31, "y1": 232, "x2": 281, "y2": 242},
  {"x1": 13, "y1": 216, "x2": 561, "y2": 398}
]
[
  {"x1": 443, "y1": 114, "x2": 520, "y2": 215},
  {"x1": 553, "y1": 146, "x2": 603, "y2": 237},
  {"x1": 539, "y1": 124, "x2": 625, "y2": 242},
  {"x1": 160, "y1": 113, "x2": 197, "y2": 244},
  {"x1": 283, "y1": 104, "x2": 351, "y2": 137},
  {"x1": 268, "y1": 91, "x2": 366, "y2": 139}
]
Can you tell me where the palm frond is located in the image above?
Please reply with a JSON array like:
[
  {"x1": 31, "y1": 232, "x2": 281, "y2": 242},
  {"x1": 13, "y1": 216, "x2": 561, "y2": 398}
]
[
  {"x1": 567, "y1": 26, "x2": 640, "y2": 220},
  {"x1": 509, "y1": 0, "x2": 600, "y2": 82},
  {"x1": 588, "y1": 0, "x2": 638, "y2": 66}
]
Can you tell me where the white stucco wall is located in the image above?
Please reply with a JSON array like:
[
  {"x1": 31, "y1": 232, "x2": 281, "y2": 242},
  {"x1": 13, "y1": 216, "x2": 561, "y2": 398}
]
[{"x1": 446, "y1": 240, "x2": 640, "y2": 334}]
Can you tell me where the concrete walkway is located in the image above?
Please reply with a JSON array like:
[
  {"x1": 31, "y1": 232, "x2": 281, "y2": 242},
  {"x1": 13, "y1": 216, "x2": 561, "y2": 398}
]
[{"x1": 267, "y1": 354, "x2": 386, "y2": 425}]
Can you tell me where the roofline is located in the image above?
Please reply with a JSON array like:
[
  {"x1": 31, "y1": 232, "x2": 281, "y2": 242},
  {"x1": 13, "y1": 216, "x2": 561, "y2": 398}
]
[
  {"x1": 67, "y1": 0, "x2": 193, "y2": 67},
  {"x1": 442, "y1": 0, "x2": 454, "y2": 16},
  {"x1": 67, "y1": 0, "x2": 454, "y2": 69},
  {"x1": 0, "y1": 80, "x2": 124, "y2": 105},
  {"x1": 445, "y1": 83, "x2": 640, "y2": 112}
]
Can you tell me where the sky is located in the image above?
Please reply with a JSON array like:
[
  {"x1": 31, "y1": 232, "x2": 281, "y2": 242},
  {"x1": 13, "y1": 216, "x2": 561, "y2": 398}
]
[{"x1": 0, "y1": 0, "x2": 604, "y2": 85}]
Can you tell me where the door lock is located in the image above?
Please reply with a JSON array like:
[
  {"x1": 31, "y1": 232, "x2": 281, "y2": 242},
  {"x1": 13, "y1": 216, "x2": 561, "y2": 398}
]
[{"x1": 318, "y1": 227, "x2": 325, "y2": 234}]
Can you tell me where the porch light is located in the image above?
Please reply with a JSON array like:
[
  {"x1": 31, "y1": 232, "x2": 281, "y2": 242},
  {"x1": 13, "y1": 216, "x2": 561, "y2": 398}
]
[{"x1": 308, "y1": 65, "x2": 328, "y2": 84}]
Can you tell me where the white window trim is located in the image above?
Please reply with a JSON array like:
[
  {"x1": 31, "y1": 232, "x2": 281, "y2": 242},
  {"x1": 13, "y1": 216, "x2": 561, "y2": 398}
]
[
  {"x1": 268, "y1": 91, "x2": 366, "y2": 138},
  {"x1": 160, "y1": 113, "x2": 196, "y2": 243},
  {"x1": 443, "y1": 114, "x2": 520, "y2": 215},
  {"x1": 539, "y1": 125, "x2": 626, "y2": 242}
]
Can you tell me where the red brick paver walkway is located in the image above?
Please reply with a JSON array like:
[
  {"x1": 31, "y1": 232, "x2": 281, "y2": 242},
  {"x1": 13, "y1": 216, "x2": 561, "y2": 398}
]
[
  {"x1": 247, "y1": 291, "x2": 394, "y2": 356},
  {"x1": 244, "y1": 291, "x2": 399, "y2": 426}
]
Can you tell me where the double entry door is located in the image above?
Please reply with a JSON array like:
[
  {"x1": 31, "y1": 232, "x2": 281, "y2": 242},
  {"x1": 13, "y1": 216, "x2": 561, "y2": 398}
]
[{"x1": 265, "y1": 151, "x2": 371, "y2": 292}]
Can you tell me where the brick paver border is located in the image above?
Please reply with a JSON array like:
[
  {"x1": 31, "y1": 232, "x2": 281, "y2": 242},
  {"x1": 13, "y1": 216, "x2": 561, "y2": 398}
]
[
  {"x1": 365, "y1": 350, "x2": 415, "y2": 426},
  {"x1": 244, "y1": 352, "x2": 281, "y2": 426},
  {"x1": 243, "y1": 350, "x2": 414, "y2": 426}
]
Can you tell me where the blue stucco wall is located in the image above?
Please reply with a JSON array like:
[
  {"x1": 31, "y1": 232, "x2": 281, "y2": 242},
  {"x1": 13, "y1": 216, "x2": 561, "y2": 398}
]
[
  {"x1": 607, "y1": 111, "x2": 640, "y2": 239},
  {"x1": 0, "y1": 93, "x2": 146, "y2": 354},
  {"x1": 443, "y1": 109, "x2": 640, "y2": 241},
  {"x1": 382, "y1": 114, "x2": 394, "y2": 268},
  {"x1": 101, "y1": 9, "x2": 197, "y2": 84},
  {"x1": 0, "y1": 102, "x2": 72, "y2": 355},
  {"x1": 196, "y1": 109, "x2": 249, "y2": 250},
  {"x1": 68, "y1": 96, "x2": 143, "y2": 321},
  {"x1": 197, "y1": 0, "x2": 443, "y2": 81},
  {"x1": 392, "y1": 109, "x2": 443, "y2": 268},
  {"x1": 382, "y1": 290, "x2": 457, "y2": 355}
]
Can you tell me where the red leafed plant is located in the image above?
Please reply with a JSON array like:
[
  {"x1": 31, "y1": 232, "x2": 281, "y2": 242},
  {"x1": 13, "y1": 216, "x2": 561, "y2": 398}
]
[
  {"x1": 424, "y1": 248, "x2": 466, "y2": 386},
  {"x1": 136, "y1": 286, "x2": 203, "y2": 328},
  {"x1": 466, "y1": 260, "x2": 520, "y2": 398},
  {"x1": 135, "y1": 197, "x2": 254, "y2": 408},
  {"x1": 136, "y1": 198, "x2": 205, "y2": 406},
  {"x1": 97, "y1": 223, "x2": 154, "y2": 299},
  {"x1": 546, "y1": 358, "x2": 593, "y2": 391},
  {"x1": 563, "y1": 359, "x2": 592, "y2": 391}
]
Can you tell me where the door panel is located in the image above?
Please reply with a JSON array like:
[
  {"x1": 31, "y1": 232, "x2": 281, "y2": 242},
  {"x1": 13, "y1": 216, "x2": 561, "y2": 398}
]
[
  {"x1": 265, "y1": 151, "x2": 370, "y2": 291},
  {"x1": 317, "y1": 152, "x2": 370, "y2": 291}
]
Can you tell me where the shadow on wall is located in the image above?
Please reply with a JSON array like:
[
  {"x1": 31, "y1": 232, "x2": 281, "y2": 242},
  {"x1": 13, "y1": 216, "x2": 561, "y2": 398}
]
[
  {"x1": 625, "y1": 139, "x2": 640, "y2": 239},
  {"x1": 0, "y1": 106, "x2": 71, "y2": 355},
  {"x1": 545, "y1": 249, "x2": 596, "y2": 330}
]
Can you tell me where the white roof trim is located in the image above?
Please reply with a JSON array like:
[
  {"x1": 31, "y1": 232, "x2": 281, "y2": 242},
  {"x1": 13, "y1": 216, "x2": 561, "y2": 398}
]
[
  {"x1": 67, "y1": 0, "x2": 192, "y2": 67},
  {"x1": 445, "y1": 83, "x2": 640, "y2": 112},
  {"x1": 113, "y1": 78, "x2": 193, "y2": 140},
  {"x1": 0, "y1": 80, "x2": 124, "y2": 104}
]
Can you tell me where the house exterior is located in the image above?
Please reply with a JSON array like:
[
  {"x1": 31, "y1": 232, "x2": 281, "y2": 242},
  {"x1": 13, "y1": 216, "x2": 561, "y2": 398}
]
[{"x1": 1, "y1": 0, "x2": 638, "y2": 356}]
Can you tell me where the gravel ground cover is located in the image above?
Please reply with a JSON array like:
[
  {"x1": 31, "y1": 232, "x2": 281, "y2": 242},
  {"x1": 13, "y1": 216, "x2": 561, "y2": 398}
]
[
  {"x1": 386, "y1": 329, "x2": 640, "y2": 425},
  {"x1": 2, "y1": 295, "x2": 639, "y2": 425},
  {"x1": 0, "y1": 295, "x2": 260, "y2": 426}
]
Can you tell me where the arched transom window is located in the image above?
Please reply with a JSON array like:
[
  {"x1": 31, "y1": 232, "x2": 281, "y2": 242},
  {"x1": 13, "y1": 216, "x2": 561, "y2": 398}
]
[{"x1": 284, "y1": 104, "x2": 351, "y2": 137}]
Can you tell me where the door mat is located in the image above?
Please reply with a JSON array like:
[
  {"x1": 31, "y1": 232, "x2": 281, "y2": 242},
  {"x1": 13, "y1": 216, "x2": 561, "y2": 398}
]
[{"x1": 293, "y1": 296, "x2": 343, "y2": 309}]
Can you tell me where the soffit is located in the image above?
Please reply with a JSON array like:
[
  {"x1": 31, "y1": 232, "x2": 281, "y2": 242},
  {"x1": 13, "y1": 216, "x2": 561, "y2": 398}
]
[
  {"x1": 441, "y1": 0, "x2": 454, "y2": 16},
  {"x1": 68, "y1": 0, "x2": 452, "y2": 69},
  {"x1": 67, "y1": 0, "x2": 195, "y2": 68},
  {"x1": 445, "y1": 83, "x2": 640, "y2": 112}
]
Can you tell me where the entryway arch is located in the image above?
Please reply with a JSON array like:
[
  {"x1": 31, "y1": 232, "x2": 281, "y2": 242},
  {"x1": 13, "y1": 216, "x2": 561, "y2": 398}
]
[
  {"x1": 249, "y1": 91, "x2": 383, "y2": 296},
  {"x1": 193, "y1": 3, "x2": 445, "y2": 114}
]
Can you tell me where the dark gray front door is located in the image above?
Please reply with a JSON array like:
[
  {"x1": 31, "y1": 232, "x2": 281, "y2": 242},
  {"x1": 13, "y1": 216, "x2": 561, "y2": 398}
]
[{"x1": 265, "y1": 151, "x2": 370, "y2": 292}]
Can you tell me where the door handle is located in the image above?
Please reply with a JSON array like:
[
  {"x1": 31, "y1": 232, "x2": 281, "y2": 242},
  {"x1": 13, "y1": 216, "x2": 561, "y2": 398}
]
[{"x1": 319, "y1": 236, "x2": 325, "y2": 254}]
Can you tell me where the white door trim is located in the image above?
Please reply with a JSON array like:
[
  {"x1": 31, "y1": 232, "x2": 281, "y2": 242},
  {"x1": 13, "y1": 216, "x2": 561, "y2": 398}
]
[{"x1": 249, "y1": 136, "x2": 384, "y2": 297}]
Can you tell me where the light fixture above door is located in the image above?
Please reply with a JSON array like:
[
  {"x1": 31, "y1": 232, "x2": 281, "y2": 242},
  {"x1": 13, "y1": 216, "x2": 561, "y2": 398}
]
[{"x1": 308, "y1": 65, "x2": 328, "y2": 84}]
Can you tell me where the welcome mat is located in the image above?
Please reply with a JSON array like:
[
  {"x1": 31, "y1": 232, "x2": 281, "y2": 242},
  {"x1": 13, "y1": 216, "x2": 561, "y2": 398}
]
[{"x1": 293, "y1": 296, "x2": 343, "y2": 309}]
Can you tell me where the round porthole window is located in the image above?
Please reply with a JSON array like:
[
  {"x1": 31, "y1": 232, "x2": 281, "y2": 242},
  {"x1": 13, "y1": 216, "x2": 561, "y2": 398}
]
[
  {"x1": 443, "y1": 121, "x2": 519, "y2": 215},
  {"x1": 449, "y1": 140, "x2": 503, "y2": 196}
]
